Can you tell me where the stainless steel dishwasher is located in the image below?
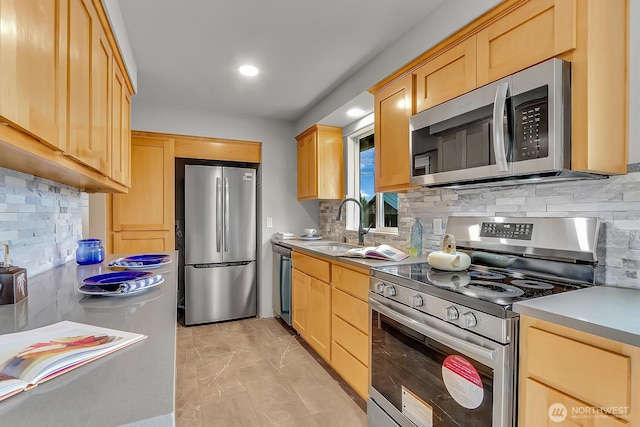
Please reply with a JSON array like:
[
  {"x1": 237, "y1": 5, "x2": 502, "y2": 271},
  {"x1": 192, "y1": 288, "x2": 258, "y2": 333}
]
[{"x1": 271, "y1": 242, "x2": 292, "y2": 326}]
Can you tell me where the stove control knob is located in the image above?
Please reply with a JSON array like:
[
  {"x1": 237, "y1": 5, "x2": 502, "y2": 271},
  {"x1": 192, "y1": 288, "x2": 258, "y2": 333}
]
[
  {"x1": 411, "y1": 295, "x2": 424, "y2": 308},
  {"x1": 444, "y1": 306, "x2": 459, "y2": 321},
  {"x1": 375, "y1": 282, "x2": 386, "y2": 294},
  {"x1": 384, "y1": 285, "x2": 397, "y2": 297},
  {"x1": 461, "y1": 312, "x2": 478, "y2": 328}
]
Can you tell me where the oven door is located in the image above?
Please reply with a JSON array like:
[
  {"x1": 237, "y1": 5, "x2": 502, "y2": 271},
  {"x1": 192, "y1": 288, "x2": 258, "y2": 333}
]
[{"x1": 369, "y1": 293, "x2": 516, "y2": 427}]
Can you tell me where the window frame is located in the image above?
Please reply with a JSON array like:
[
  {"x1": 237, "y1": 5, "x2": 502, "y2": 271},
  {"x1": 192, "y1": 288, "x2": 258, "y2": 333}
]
[{"x1": 345, "y1": 123, "x2": 398, "y2": 235}]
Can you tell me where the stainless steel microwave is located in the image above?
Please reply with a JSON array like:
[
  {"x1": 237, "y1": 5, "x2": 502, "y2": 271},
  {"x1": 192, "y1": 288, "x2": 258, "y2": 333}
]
[{"x1": 409, "y1": 58, "x2": 603, "y2": 187}]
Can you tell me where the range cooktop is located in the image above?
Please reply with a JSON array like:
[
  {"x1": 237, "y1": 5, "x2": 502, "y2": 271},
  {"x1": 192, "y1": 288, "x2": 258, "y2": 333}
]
[{"x1": 373, "y1": 263, "x2": 592, "y2": 309}]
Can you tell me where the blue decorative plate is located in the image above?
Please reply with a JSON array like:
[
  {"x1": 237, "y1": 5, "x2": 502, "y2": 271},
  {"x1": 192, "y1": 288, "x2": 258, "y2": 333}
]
[
  {"x1": 108, "y1": 257, "x2": 172, "y2": 269},
  {"x1": 123, "y1": 254, "x2": 169, "y2": 263},
  {"x1": 83, "y1": 271, "x2": 153, "y2": 286}
]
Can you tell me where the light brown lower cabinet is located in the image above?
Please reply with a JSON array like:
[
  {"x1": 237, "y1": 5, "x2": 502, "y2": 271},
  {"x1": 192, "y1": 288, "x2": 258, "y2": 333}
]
[
  {"x1": 330, "y1": 263, "x2": 370, "y2": 399},
  {"x1": 519, "y1": 315, "x2": 639, "y2": 426},
  {"x1": 291, "y1": 252, "x2": 331, "y2": 362},
  {"x1": 291, "y1": 251, "x2": 371, "y2": 400}
]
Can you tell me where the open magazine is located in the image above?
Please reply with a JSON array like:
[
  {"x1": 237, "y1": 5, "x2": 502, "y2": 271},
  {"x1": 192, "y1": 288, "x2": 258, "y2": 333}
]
[
  {"x1": 0, "y1": 321, "x2": 146, "y2": 402},
  {"x1": 339, "y1": 244, "x2": 408, "y2": 261}
]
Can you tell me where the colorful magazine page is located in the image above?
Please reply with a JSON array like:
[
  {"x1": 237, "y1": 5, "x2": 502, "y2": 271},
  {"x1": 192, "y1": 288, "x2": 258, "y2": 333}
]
[{"x1": 0, "y1": 321, "x2": 146, "y2": 402}]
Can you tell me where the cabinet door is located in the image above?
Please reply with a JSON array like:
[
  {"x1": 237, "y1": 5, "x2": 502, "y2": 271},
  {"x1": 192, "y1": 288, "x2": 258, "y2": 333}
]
[
  {"x1": 373, "y1": 74, "x2": 413, "y2": 192},
  {"x1": 307, "y1": 277, "x2": 331, "y2": 361},
  {"x1": 66, "y1": 0, "x2": 111, "y2": 173},
  {"x1": 476, "y1": 0, "x2": 576, "y2": 86},
  {"x1": 291, "y1": 269, "x2": 308, "y2": 338},
  {"x1": 297, "y1": 132, "x2": 317, "y2": 200},
  {"x1": 112, "y1": 230, "x2": 173, "y2": 254},
  {"x1": 0, "y1": 0, "x2": 65, "y2": 150},
  {"x1": 111, "y1": 135, "x2": 174, "y2": 240},
  {"x1": 111, "y1": 63, "x2": 131, "y2": 186},
  {"x1": 415, "y1": 36, "x2": 477, "y2": 113}
]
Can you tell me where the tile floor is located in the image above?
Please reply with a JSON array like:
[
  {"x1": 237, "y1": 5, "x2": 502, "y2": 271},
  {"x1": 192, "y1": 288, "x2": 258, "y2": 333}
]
[{"x1": 175, "y1": 317, "x2": 367, "y2": 426}]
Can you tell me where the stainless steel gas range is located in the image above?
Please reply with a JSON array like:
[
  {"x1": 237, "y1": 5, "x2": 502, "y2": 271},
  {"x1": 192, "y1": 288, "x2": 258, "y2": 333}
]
[{"x1": 368, "y1": 216, "x2": 600, "y2": 427}]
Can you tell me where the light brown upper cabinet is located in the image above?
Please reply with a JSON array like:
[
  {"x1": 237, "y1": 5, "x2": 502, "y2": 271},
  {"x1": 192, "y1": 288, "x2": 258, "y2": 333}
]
[
  {"x1": 111, "y1": 62, "x2": 132, "y2": 187},
  {"x1": 296, "y1": 124, "x2": 343, "y2": 200},
  {"x1": 0, "y1": 0, "x2": 66, "y2": 151},
  {"x1": 415, "y1": 37, "x2": 477, "y2": 113},
  {"x1": 373, "y1": 74, "x2": 414, "y2": 192},
  {"x1": 370, "y1": 0, "x2": 628, "y2": 187},
  {"x1": 111, "y1": 134, "x2": 175, "y2": 253},
  {"x1": 476, "y1": 0, "x2": 576, "y2": 86},
  {"x1": 65, "y1": 0, "x2": 112, "y2": 175},
  {"x1": 0, "y1": 0, "x2": 133, "y2": 192}
]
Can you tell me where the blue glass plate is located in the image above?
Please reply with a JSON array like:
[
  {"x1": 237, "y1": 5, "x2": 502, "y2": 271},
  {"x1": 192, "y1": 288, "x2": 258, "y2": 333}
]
[
  {"x1": 108, "y1": 257, "x2": 172, "y2": 269},
  {"x1": 123, "y1": 254, "x2": 169, "y2": 264},
  {"x1": 83, "y1": 271, "x2": 153, "y2": 286}
]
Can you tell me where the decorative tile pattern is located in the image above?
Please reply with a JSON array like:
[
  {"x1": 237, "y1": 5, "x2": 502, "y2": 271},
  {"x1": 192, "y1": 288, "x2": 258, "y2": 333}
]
[
  {"x1": 321, "y1": 165, "x2": 640, "y2": 288},
  {"x1": 175, "y1": 317, "x2": 366, "y2": 427},
  {"x1": 0, "y1": 167, "x2": 86, "y2": 277}
]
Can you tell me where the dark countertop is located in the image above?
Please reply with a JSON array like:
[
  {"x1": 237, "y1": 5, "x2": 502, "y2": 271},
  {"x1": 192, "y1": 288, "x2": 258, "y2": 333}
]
[
  {"x1": 0, "y1": 251, "x2": 178, "y2": 426},
  {"x1": 513, "y1": 285, "x2": 640, "y2": 347}
]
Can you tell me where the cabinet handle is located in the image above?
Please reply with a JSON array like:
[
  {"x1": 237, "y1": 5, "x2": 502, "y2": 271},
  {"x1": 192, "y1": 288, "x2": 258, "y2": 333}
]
[{"x1": 492, "y1": 82, "x2": 510, "y2": 172}]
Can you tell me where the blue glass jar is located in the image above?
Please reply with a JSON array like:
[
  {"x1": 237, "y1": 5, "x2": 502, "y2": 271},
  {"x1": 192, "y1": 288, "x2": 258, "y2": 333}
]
[{"x1": 76, "y1": 239, "x2": 105, "y2": 265}]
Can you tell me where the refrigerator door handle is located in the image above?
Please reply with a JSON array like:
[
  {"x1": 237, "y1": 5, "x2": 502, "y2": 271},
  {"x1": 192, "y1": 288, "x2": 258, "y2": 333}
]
[
  {"x1": 216, "y1": 177, "x2": 222, "y2": 252},
  {"x1": 224, "y1": 177, "x2": 230, "y2": 252}
]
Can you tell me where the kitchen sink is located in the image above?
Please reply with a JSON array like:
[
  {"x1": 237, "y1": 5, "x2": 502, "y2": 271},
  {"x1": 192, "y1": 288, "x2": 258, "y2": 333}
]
[{"x1": 305, "y1": 242, "x2": 360, "y2": 253}]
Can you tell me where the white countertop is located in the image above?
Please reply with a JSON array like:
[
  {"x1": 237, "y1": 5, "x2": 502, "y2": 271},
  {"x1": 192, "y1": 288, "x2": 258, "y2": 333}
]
[
  {"x1": 513, "y1": 285, "x2": 640, "y2": 347},
  {"x1": 0, "y1": 252, "x2": 178, "y2": 426}
]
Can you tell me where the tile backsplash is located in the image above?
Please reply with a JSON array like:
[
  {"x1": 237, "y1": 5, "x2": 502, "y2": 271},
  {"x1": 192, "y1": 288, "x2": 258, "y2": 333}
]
[
  {"x1": 0, "y1": 167, "x2": 86, "y2": 277},
  {"x1": 320, "y1": 164, "x2": 640, "y2": 289}
]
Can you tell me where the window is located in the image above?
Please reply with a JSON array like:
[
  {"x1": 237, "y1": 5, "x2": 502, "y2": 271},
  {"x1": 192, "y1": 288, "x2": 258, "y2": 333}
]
[{"x1": 346, "y1": 123, "x2": 398, "y2": 233}]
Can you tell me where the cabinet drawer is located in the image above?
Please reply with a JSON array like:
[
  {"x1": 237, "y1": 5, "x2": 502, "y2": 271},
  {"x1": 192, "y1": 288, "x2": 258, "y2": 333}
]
[
  {"x1": 523, "y1": 378, "x2": 627, "y2": 426},
  {"x1": 332, "y1": 314, "x2": 368, "y2": 367},
  {"x1": 332, "y1": 265, "x2": 369, "y2": 301},
  {"x1": 527, "y1": 327, "x2": 630, "y2": 409},
  {"x1": 332, "y1": 288, "x2": 368, "y2": 334},
  {"x1": 292, "y1": 251, "x2": 330, "y2": 282},
  {"x1": 331, "y1": 341, "x2": 368, "y2": 399}
]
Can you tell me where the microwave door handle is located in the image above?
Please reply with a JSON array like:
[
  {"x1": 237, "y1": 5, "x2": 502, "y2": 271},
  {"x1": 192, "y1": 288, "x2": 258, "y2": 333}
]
[{"x1": 492, "y1": 82, "x2": 509, "y2": 172}]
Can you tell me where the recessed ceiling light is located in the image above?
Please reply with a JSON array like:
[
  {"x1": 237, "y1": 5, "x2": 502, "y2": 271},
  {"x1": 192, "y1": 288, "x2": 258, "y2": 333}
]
[
  {"x1": 347, "y1": 108, "x2": 365, "y2": 118},
  {"x1": 239, "y1": 64, "x2": 259, "y2": 77}
]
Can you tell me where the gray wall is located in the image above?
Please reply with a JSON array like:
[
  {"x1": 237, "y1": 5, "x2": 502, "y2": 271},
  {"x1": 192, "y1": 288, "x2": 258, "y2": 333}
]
[{"x1": 0, "y1": 167, "x2": 86, "y2": 277}]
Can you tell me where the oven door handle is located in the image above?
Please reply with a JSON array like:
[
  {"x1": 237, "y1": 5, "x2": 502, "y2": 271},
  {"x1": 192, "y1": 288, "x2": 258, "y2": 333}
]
[{"x1": 370, "y1": 298, "x2": 498, "y2": 366}]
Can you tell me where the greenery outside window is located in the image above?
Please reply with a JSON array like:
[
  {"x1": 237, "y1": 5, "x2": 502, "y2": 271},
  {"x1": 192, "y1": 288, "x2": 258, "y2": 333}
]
[{"x1": 346, "y1": 122, "x2": 398, "y2": 234}]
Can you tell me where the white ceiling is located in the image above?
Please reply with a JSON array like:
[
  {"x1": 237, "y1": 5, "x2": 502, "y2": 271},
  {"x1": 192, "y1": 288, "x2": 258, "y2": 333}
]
[{"x1": 116, "y1": 0, "x2": 445, "y2": 125}]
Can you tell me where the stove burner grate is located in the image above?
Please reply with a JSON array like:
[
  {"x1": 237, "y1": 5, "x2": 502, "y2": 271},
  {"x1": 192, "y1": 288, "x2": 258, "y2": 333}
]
[
  {"x1": 510, "y1": 279, "x2": 554, "y2": 290},
  {"x1": 460, "y1": 280, "x2": 525, "y2": 299},
  {"x1": 468, "y1": 270, "x2": 507, "y2": 280}
]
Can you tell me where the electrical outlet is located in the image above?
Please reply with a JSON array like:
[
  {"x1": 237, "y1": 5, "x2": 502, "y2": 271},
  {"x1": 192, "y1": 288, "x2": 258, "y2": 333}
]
[
  {"x1": 266, "y1": 217, "x2": 273, "y2": 228},
  {"x1": 433, "y1": 218, "x2": 443, "y2": 235}
]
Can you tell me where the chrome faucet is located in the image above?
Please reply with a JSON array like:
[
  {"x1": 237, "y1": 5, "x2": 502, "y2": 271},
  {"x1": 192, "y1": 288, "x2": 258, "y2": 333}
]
[{"x1": 336, "y1": 198, "x2": 367, "y2": 246}]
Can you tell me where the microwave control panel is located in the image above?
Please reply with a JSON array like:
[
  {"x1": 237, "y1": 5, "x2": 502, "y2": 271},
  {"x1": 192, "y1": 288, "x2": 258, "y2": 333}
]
[
  {"x1": 480, "y1": 222, "x2": 533, "y2": 240},
  {"x1": 514, "y1": 94, "x2": 549, "y2": 162}
]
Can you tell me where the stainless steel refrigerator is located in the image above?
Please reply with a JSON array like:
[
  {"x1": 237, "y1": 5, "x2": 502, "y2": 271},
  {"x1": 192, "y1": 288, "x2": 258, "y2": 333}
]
[{"x1": 184, "y1": 164, "x2": 256, "y2": 325}]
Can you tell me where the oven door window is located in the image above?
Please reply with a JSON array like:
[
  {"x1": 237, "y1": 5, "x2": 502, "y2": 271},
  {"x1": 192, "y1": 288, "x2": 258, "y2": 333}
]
[{"x1": 371, "y1": 311, "x2": 494, "y2": 426}]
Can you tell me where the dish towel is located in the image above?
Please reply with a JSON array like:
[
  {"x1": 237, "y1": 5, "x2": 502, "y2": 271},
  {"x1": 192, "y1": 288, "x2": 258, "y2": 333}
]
[
  {"x1": 114, "y1": 274, "x2": 163, "y2": 293},
  {"x1": 108, "y1": 258, "x2": 146, "y2": 267}
]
